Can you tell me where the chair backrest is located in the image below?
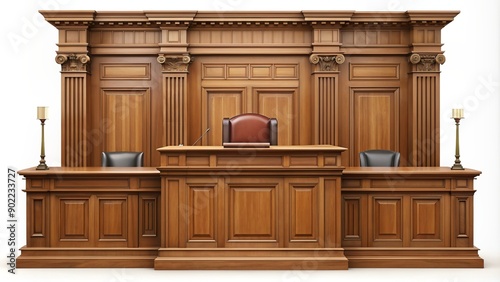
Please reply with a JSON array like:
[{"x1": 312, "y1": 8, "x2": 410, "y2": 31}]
[
  {"x1": 101, "y1": 151, "x2": 144, "y2": 167},
  {"x1": 359, "y1": 149, "x2": 400, "y2": 167},
  {"x1": 222, "y1": 113, "x2": 278, "y2": 145}
]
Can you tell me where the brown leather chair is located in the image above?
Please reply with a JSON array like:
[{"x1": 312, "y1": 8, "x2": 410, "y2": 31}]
[
  {"x1": 222, "y1": 113, "x2": 278, "y2": 145},
  {"x1": 359, "y1": 149, "x2": 400, "y2": 167},
  {"x1": 101, "y1": 151, "x2": 144, "y2": 167}
]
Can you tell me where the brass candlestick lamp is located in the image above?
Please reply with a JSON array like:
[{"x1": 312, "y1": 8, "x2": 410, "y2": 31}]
[
  {"x1": 451, "y1": 108, "x2": 464, "y2": 170},
  {"x1": 36, "y1": 106, "x2": 49, "y2": 170}
]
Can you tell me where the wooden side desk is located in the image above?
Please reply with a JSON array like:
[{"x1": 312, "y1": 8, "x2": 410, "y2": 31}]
[
  {"x1": 17, "y1": 154, "x2": 484, "y2": 269},
  {"x1": 341, "y1": 167, "x2": 484, "y2": 268},
  {"x1": 16, "y1": 167, "x2": 161, "y2": 268}
]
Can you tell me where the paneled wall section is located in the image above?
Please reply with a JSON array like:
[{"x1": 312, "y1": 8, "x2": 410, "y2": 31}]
[{"x1": 41, "y1": 10, "x2": 458, "y2": 167}]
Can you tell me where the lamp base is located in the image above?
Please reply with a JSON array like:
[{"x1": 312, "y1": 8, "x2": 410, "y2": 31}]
[
  {"x1": 36, "y1": 162, "x2": 49, "y2": 170},
  {"x1": 451, "y1": 163, "x2": 464, "y2": 170}
]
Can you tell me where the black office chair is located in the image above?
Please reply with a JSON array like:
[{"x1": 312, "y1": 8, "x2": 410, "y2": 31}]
[
  {"x1": 101, "y1": 151, "x2": 144, "y2": 167},
  {"x1": 222, "y1": 113, "x2": 278, "y2": 145},
  {"x1": 359, "y1": 149, "x2": 400, "y2": 167}
]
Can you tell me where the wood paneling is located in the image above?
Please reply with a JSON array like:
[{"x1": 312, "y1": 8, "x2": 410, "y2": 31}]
[
  {"x1": 196, "y1": 57, "x2": 305, "y2": 146},
  {"x1": 90, "y1": 56, "x2": 162, "y2": 166},
  {"x1": 98, "y1": 198, "x2": 128, "y2": 242},
  {"x1": 58, "y1": 197, "x2": 90, "y2": 242},
  {"x1": 342, "y1": 167, "x2": 482, "y2": 268},
  {"x1": 102, "y1": 88, "x2": 150, "y2": 153},
  {"x1": 227, "y1": 184, "x2": 278, "y2": 243},
  {"x1": 371, "y1": 197, "x2": 402, "y2": 246},
  {"x1": 187, "y1": 185, "x2": 217, "y2": 243},
  {"x1": 411, "y1": 197, "x2": 442, "y2": 242},
  {"x1": 204, "y1": 89, "x2": 243, "y2": 146},
  {"x1": 18, "y1": 164, "x2": 483, "y2": 269},
  {"x1": 288, "y1": 180, "x2": 319, "y2": 244},
  {"x1": 19, "y1": 167, "x2": 161, "y2": 267},
  {"x1": 350, "y1": 88, "x2": 399, "y2": 165},
  {"x1": 47, "y1": 11, "x2": 456, "y2": 167},
  {"x1": 256, "y1": 88, "x2": 296, "y2": 145},
  {"x1": 156, "y1": 145, "x2": 346, "y2": 269}
]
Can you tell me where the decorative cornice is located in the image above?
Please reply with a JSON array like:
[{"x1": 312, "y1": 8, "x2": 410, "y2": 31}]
[
  {"x1": 157, "y1": 54, "x2": 192, "y2": 72},
  {"x1": 409, "y1": 53, "x2": 445, "y2": 72},
  {"x1": 309, "y1": 54, "x2": 345, "y2": 72},
  {"x1": 39, "y1": 10, "x2": 459, "y2": 28},
  {"x1": 55, "y1": 53, "x2": 91, "y2": 72}
]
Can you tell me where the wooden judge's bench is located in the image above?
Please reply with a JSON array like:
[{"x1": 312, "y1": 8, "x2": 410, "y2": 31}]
[
  {"x1": 16, "y1": 9, "x2": 484, "y2": 269},
  {"x1": 17, "y1": 145, "x2": 483, "y2": 269}
]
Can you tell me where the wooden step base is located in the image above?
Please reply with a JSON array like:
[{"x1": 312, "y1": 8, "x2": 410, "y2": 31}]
[
  {"x1": 16, "y1": 246, "x2": 158, "y2": 268},
  {"x1": 155, "y1": 248, "x2": 349, "y2": 270},
  {"x1": 345, "y1": 247, "x2": 484, "y2": 268}
]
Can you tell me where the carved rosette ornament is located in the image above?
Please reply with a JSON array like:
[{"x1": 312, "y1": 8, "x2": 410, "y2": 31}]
[
  {"x1": 309, "y1": 54, "x2": 345, "y2": 72},
  {"x1": 409, "y1": 53, "x2": 446, "y2": 72},
  {"x1": 55, "y1": 54, "x2": 91, "y2": 72},
  {"x1": 157, "y1": 54, "x2": 192, "y2": 72}
]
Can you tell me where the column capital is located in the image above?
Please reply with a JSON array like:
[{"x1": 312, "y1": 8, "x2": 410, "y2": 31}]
[
  {"x1": 309, "y1": 54, "x2": 345, "y2": 72},
  {"x1": 55, "y1": 53, "x2": 91, "y2": 73},
  {"x1": 157, "y1": 54, "x2": 192, "y2": 72},
  {"x1": 409, "y1": 53, "x2": 445, "y2": 72}
]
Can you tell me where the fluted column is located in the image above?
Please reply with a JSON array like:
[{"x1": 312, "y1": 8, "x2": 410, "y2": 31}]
[
  {"x1": 157, "y1": 54, "x2": 192, "y2": 146},
  {"x1": 310, "y1": 54, "x2": 345, "y2": 145},
  {"x1": 408, "y1": 53, "x2": 446, "y2": 166},
  {"x1": 56, "y1": 53, "x2": 91, "y2": 166}
]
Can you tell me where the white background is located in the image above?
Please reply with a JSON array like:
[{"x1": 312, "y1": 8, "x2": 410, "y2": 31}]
[{"x1": 1, "y1": 0, "x2": 499, "y2": 281}]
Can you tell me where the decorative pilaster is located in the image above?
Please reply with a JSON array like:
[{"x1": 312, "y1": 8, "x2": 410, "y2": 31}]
[
  {"x1": 408, "y1": 53, "x2": 446, "y2": 166},
  {"x1": 56, "y1": 53, "x2": 91, "y2": 166},
  {"x1": 157, "y1": 54, "x2": 192, "y2": 146},
  {"x1": 310, "y1": 54, "x2": 345, "y2": 145}
]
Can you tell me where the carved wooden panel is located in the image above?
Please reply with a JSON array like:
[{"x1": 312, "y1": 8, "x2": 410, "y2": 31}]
[
  {"x1": 98, "y1": 197, "x2": 128, "y2": 242},
  {"x1": 227, "y1": 182, "x2": 278, "y2": 244},
  {"x1": 341, "y1": 30, "x2": 407, "y2": 46},
  {"x1": 204, "y1": 89, "x2": 244, "y2": 145},
  {"x1": 350, "y1": 64, "x2": 400, "y2": 80},
  {"x1": 101, "y1": 63, "x2": 151, "y2": 80},
  {"x1": 90, "y1": 56, "x2": 162, "y2": 166},
  {"x1": 255, "y1": 88, "x2": 297, "y2": 145},
  {"x1": 452, "y1": 195, "x2": 473, "y2": 247},
  {"x1": 288, "y1": 180, "x2": 319, "y2": 243},
  {"x1": 412, "y1": 28, "x2": 439, "y2": 44},
  {"x1": 411, "y1": 197, "x2": 443, "y2": 245},
  {"x1": 342, "y1": 195, "x2": 363, "y2": 246},
  {"x1": 58, "y1": 197, "x2": 90, "y2": 242},
  {"x1": 187, "y1": 184, "x2": 217, "y2": 243},
  {"x1": 139, "y1": 194, "x2": 160, "y2": 247},
  {"x1": 188, "y1": 28, "x2": 311, "y2": 45},
  {"x1": 102, "y1": 88, "x2": 151, "y2": 154},
  {"x1": 27, "y1": 194, "x2": 48, "y2": 247},
  {"x1": 350, "y1": 88, "x2": 400, "y2": 165},
  {"x1": 90, "y1": 30, "x2": 160, "y2": 46},
  {"x1": 370, "y1": 197, "x2": 402, "y2": 247}
]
